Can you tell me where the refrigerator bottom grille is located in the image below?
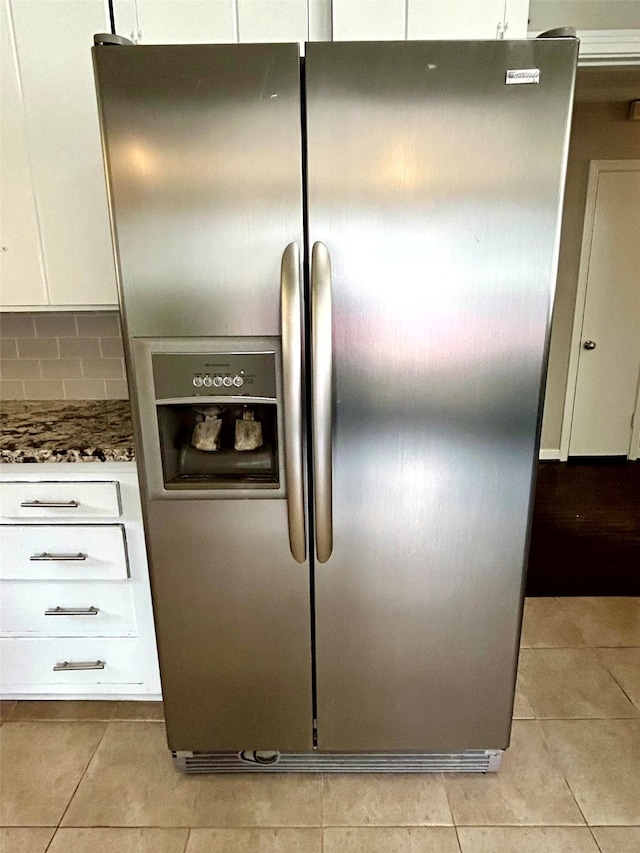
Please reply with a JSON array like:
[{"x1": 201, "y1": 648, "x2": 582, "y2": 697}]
[{"x1": 173, "y1": 750, "x2": 503, "y2": 774}]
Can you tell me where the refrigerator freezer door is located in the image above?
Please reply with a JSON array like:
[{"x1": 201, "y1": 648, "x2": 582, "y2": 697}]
[
  {"x1": 93, "y1": 43, "x2": 304, "y2": 338},
  {"x1": 146, "y1": 499, "x2": 313, "y2": 752},
  {"x1": 94, "y1": 44, "x2": 313, "y2": 751},
  {"x1": 306, "y1": 40, "x2": 577, "y2": 752}
]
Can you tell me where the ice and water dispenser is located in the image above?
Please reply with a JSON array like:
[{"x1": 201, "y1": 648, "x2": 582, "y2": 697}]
[{"x1": 133, "y1": 340, "x2": 283, "y2": 497}]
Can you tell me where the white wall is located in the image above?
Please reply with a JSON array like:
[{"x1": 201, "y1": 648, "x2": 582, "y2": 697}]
[
  {"x1": 529, "y1": 0, "x2": 640, "y2": 32},
  {"x1": 541, "y1": 100, "x2": 640, "y2": 452}
]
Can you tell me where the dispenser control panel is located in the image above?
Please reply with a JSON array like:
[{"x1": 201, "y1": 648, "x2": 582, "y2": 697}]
[{"x1": 152, "y1": 352, "x2": 277, "y2": 400}]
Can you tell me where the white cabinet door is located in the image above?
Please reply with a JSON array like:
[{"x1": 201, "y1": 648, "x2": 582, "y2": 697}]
[
  {"x1": 503, "y1": 0, "x2": 529, "y2": 39},
  {"x1": 9, "y1": 0, "x2": 118, "y2": 306},
  {"x1": 115, "y1": 0, "x2": 322, "y2": 44},
  {"x1": 333, "y1": 0, "x2": 526, "y2": 41},
  {"x1": 332, "y1": 0, "x2": 405, "y2": 41},
  {"x1": 407, "y1": 0, "x2": 506, "y2": 40},
  {"x1": 237, "y1": 0, "x2": 307, "y2": 42},
  {"x1": 114, "y1": 0, "x2": 235, "y2": 44},
  {"x1": 0, "y1": 2, "x2": 46, "y2": 306}
]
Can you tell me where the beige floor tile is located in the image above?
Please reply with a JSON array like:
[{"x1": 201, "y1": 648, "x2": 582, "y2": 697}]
[
  {"x1": 556, "y1": 598, "x2": 640, "y2": 647},
  {"x1": 591, "y1": 827, "x2": 640, "y2": 853},
  {"x1": 443, "y1": 721, "x2": 584, "y2": 826},
  {"x1": 323, "y1": 827, "x2": 461, "y2": 852},
  {"x1": 520, "y1": 598, "x2": 586, "y2": 648},
  {"x1": 62, "y1": 722, "x2": 322, "y2": 827},
  {"x1": 186, "y1": 828, "x2": 322, "y2": 852},
  {"x1": 322, "y1": 773, "x2": 452, "y2": 826},
  {"x1": 10, "y1": 701, "x2": 116, "y2": 722},
  {"x1": 517, "y1": 648, "x2": 639, "y2": 719},
  {"x1": 596, "y1": 648, "x2": 640, "y2": 711},
  {"x1": 513, "y1": 679, "x2": 535, "y2": 719},
  {"x1": 48, "y1": 828, "x2": 188, "y2": 853},
  {"x1": 457, "y1": 827, "x2": 599, "y2": 853},
  {"x1": 111, "y1": 700, "x2": 164, "y2": 721},
  {"x1": 0, "y1": 722, "x2": 106, "y2": 826},
  {"x1": 540, "y1": 720, "x2": 640, "y2": 825},
  {"x1": 0, "y1": 828, "x2": 55, "y2": 853},
  {"x1": 0, "y1": 701, "x2": 16, "y2": 722}
]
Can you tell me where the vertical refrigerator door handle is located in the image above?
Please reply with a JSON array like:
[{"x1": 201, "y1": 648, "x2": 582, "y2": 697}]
[
  {"x1": 281, "y1": 242, "x2": 306, "y2": 564},
  {"x1": 311, "y1": 242, "x2": 333, "y2": 563}
]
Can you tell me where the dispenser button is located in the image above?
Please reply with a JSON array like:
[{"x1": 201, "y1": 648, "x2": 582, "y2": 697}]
[
  {"x1": 233, "y1": 375, "x2": 244, "y2": 387},
  {"x1": 192, "y1": 376, "x2": 204, "y2": 387},
  {"x1": 213, "y1": 376, "x2": 223, "y2": 388},
  {"x1": 222, "y1": 376, "x2": 233, "y2": 387},
  {"x1": 202, "y1": 375, "x2": 213, "y2": 387}
]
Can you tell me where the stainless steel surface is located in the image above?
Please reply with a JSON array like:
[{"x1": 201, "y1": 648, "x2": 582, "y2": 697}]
[
  {"x1": 45, "y1": 606, "x2": 99, "y2": 616},
  {"x1": 174, "y1": 749, "x2": 502, "y2": 773},
  {"x1": 311, "y1": 241, "x2": 333, "y2": 564},
  {"x1": 53, "y1": 660, "x2": 105, "y2": 671},
  {"x1": 152, "y1": 352, "x2": 277, "y2": 401},
  {"x1": 146, "y1": 498, "x2": 313, "y2": 752},
  {"x1": 94, "y1": 38, "x2": 577, "y2": 766},
  {"x1": 30, "y1": 553, "x2": 87, "y2": 562},
  {"x1": 20, "y1": 500, "x2": 79, "y2": 509},
  {"x1": 93, "y1": 43, "x2": 304, "y2": 338},
  {"x1": 306, "y1": 40, "x2": 577, "y2": 751},
  {"x1": 584, "y1": 340, "x2": 597, "y2": 350},
  {"x1": 132, "y1": 337, "x2": 287, "y2": 500},
  {"x1": 281, "y1": 242, "x2": 306, "y2": 563}
]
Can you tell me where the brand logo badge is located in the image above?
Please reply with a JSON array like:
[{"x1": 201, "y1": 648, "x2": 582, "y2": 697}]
[{"x1": 505, "y1": 69, "x2": 540, "y2": 85}]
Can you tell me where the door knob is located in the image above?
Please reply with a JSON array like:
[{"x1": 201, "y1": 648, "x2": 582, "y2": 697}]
[{"x1": 584, "y1": 340, "x2": 597, "y2": 350}]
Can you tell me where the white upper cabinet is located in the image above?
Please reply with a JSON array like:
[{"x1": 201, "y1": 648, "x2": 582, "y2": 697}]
[
  {"x1": 113, "y1": 0, "x2": 309, "y2": 45},
  {"x1": 332, "y1": 0, "x2": 405, "y2": 40},
  {"x1": 114, "y1": 0, "x2": 235, "y2": 44},
  {"x1": 238, "y1": 0, "x2": 308, "y2": 42},
  {"x1": 0, "y1": 2, "x2": 46, "y2": 306},
  {"x1": 3, "y1": 0, "x2": 118, "y2": 308},
  {"x1": 503, "y1": 0, "x2": 529, "y2": 38},
  {"x1": 409, "y1": 1, "x2": 506, "y2": 40},
  {"x1": 333, "y1": 0, "x2": 529, "y2": 41}
]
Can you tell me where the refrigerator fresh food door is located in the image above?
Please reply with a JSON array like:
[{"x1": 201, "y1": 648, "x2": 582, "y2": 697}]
[
  {"x1": 306, "y1": 40, "x2": 577, "y2": 752},
  {"x1": 93, "y1": 43, "x2": 304, "y2": 338},
  {"x1": 93, "y1": 43, "x2": 313, "y2": 751}
]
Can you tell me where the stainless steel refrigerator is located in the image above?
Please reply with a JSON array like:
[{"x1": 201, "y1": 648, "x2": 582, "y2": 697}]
[{"x1": 93, "y1": 36, "x2": 577, "y2": 772}]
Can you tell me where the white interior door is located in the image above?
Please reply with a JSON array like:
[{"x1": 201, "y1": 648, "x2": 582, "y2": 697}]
[{"x1": 567, "y1": 162, "x2": 640, "y2": 457}]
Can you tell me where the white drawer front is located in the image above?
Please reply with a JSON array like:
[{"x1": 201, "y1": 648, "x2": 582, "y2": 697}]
[
  {"x1": 0, "y1": 481, "x2": 121, "y2": 519},
  {"x1": 1, "y1": 582, "x2": 137, "y2": 637},
  {"x1": 0, "y1": 525, "x2": 129, "y2": 580},
  {"x1": 0, "y1": 638, "x2": 144, "y2": 686}
]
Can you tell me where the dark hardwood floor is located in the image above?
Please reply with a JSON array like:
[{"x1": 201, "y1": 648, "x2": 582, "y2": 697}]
[{"x1": 525, "y1": 459, "x2": 640, "y2": 597}]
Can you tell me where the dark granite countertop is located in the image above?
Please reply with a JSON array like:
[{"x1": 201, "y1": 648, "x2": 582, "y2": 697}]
[{"x1": 0, "y1": 401, "x2": 135, "y2": 463}]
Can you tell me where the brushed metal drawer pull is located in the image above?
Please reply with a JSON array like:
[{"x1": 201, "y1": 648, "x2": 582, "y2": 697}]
[
  {"x1": 53, "y1": 660, "x2": 105, "y2": 671},
  {"x1": 45, "y1": 606, "x2": 99, "y2": 616},
  {"x1": 30, "y1": 552, "x2": 88, "y2": 562},
  {"x1": 20, "y1": 500, "x2": 79, "y2": 508}
]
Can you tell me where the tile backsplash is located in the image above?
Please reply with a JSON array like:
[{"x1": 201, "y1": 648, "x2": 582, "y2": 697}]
[{"x1": 0, "y1": 312, "x2": 129, "y2": 401}]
